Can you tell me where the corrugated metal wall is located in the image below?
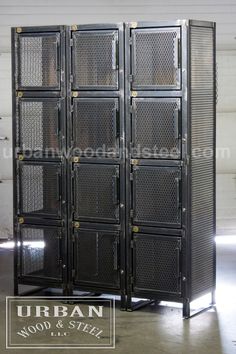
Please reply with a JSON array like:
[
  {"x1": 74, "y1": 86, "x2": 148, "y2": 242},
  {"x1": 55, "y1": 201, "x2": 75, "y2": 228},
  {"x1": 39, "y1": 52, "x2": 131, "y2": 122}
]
[{"x1": 0, "y1": 0, "x2": 236, "y2": 237}]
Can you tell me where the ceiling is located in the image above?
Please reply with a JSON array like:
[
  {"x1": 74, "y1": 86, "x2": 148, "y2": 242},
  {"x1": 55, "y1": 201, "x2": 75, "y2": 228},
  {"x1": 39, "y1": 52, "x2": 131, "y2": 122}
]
[{"x1": 0, "y1": 0, "x2": 236, "y2": 52}]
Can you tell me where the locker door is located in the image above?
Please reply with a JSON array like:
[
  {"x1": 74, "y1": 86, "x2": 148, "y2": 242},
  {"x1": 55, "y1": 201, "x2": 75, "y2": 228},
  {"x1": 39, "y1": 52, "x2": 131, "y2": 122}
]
[
  {"x1": 17, "y1": 98, "x2": 62, "y2": 154},
  {"x1": 133, "y1": 234, "x2": 181, "y2": 295},
  {"x1": 131, "y1": 27, "x2": 181, "y2": 90},
  {"x1": 72, "y1": 98, "x2": 119, "y2": 156},
  {"x1": 131, "y1": 98, "x2": 181, "y2": 159},
  {"x1": 132, "y1": 165, "x2": 181, "y2": 228},
  {"x1": 73, "y1": 229, "x2": 120, "y2": 288},
  {"x1": 18, "y1": 161, "x2": 62, "y2": 219},
  {"x1": 72, "y1": 30, "x2": 119, "y2": 90},
  {"x1": 16, "y1": 32, "x2": 61, "y2": 90},
  {"x1": 19, "y1": 225, "x2": 62, "y2": 281},
  {"x1": 73, "y1": 164, "x2": 120, "y2": 223}
]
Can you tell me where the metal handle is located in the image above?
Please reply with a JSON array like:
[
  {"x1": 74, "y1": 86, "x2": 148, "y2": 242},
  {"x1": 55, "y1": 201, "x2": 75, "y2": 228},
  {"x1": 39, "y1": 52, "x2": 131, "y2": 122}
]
[
  {"x1": 112, "y1": 175, "x2": 119, "y2": 205},
  {"x1": 56, "y1": 172, "x2": 61, "y2": 201},
  {"x1": 174, "y1": 37, "x2": 180, "y2": 69},
  {"x1": 56, "y1": 101, "x2": 61, "y2": 136},
  {"x1": 113, "y1": 239, "x2": 119, "y2": 271},
  {"x1": 176, "y1": 177, "x2": 180, "y2": 206},
  {"x1": 112, "y1": 39, "x2": 118, "y2": 70},
  {"x1": 176, "y1": 246, "x2": 180, "y2": 277},
  {"x1": 0, "y1": 136, "x2": 8, "y2": 141},
  {"x1": 174, "y1": 108, "x2": 179, "y2": 139},
  {"x1": 112, "y1": 107, "x2": 119, "y2": 138}
]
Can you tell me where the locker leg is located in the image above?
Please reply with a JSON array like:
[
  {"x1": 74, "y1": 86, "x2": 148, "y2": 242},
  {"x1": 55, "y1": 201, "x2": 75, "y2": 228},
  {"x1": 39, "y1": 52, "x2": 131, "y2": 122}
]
[
  {"x1": 120, "y1": 294, "x2": 126, "y2": 311},
  {"x1": 126, "y1": 294, "x2": 132, "y2": 312},
  {"x1": 183, "y1": 298, "x2": 190, "y2": 319}
]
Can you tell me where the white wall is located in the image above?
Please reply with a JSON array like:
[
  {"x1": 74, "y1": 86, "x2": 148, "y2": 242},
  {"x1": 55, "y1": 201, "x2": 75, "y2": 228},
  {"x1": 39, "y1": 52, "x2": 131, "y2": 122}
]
[
  {"x1": 0, "y1": 1, "x2": 236, "y2": 238},
  {"x1": 216, "y1": 51, "x2": 236, "y2": 235}
]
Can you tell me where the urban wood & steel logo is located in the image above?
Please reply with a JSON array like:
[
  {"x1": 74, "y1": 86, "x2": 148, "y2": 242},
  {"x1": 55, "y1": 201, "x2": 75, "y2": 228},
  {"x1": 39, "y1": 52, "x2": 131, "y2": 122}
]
[{"x1": 6, "y1": 296, "x2": 115, "y2": 349}]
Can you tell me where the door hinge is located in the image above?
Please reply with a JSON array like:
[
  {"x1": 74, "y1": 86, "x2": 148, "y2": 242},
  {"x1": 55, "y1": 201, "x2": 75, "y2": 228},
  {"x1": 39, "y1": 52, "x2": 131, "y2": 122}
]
[
  {"x1": 130, "y1": 172, "x2": 133, "y2": 181},
  {"x1": 70, "y1": 38, "x2": 73, "y2": 46},
  {"x1": 72, "y1": 269, "x2": 75, "y2": 279},
  {"x1": 130, "y1": 276, "x2": 134, "y2": 284},
  {"x1": 129, "y1": 74, "x2": 133, "y2": 82},
  {"x1": 70, "y1": 75, "x2": 73, "y2": 83},
  {"x1": 130, "y1": 209, "x2": 134, "y2": 218},
  {"x1": 130, "y1": 240, "x2": 134, "y2": 248}
]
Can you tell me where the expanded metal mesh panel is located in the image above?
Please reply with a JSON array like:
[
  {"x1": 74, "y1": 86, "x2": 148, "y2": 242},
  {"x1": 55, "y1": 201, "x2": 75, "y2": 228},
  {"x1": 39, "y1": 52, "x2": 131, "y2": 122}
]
[
  {"x1": 74, "y1": 164, "x2": 119, "y2": 223},
  {"x1": 132, "y1": 28, "x2": 180, "y2": 89},
  {"x1": 21, "y1": 226, "x2": 61, "y2": 280},
  {"x1": 73, "y1": 98, "x2": 118, "y2": 155},
  {"x1": 74, "y1": 229, "x2": 119, "y2": 288},
  {"x1": 132, "y1": 98, "x2": 180, "y2": 159},
  {"x1": 190, "y1": 26, "x2": 215, "y2": 298},
  {"x1": 133, "y1": 166, "x2": 181, "y2": 227},
  {"x1": 17, "y1": 33, "x2": 60, "y2": 89},
  {"x1": 133, "y1": 234, "x2": 181, "y2": 294},
  {"x1": 72, "y1": 30, "x2": 118, "y2": 89},
  {"x1": 17, "y1": 99, "x2": 60, "y2": 153},
  {"x1": 18, "y1": 162, "x2": 61, "y2": 218}
]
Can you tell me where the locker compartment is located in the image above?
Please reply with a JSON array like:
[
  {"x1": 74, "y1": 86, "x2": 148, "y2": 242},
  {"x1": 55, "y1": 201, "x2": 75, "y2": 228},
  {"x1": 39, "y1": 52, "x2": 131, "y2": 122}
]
[
  {"x1": 132, "y1": 165, "x2": 181, "y2": 228},
  {"x1": 73, "y1": 228, "x2": 120, "y2": 288},
  {"x1": 72, "y1": 98, "x2": 119, "y2": 156},
  {"x1": 18, "y1": 225, "x2": 62, "y2": 281},
  {"x1": 17, "y1": 98, "x2": 62, "y2": 154},
  {"x1": 133, "y1": 233, "x2": 181, "y2": 294},
  {"x1": 17, "y1": 161, "x2": 62, "y2": 219},
  {"x1": 73, "y1": 164, "x2": 120, "y2": 223},
  {"x1": 16, "y1": 32, "x2": 61, "y2": 90},
  {"x1": 72, "y1": 30, "x2": 119, "y2": 90},
  {"x1": 131, "y1": 98, "x2": 181, "y2": 159},
  {"x1": 131, "y1": 27, "x2": 181, "y2": 90}
]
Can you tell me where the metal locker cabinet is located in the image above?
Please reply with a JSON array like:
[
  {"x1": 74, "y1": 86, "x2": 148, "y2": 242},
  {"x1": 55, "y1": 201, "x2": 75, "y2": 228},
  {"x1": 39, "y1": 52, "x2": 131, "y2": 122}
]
[
  {"x1": 67, "y1": 23, "x2": 126, "y2": 307},
  {"x1": 12, "y1": 25, "x2": 67, "y2": 295},
  {"x1": 125, "y1": 20, "x2": 216, "y2": 317}
]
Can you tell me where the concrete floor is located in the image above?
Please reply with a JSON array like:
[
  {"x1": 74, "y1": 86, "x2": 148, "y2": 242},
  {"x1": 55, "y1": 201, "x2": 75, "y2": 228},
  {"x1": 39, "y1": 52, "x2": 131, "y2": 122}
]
[{"x1": 0, "y1": 243, "x2": 235, "y2": 354}]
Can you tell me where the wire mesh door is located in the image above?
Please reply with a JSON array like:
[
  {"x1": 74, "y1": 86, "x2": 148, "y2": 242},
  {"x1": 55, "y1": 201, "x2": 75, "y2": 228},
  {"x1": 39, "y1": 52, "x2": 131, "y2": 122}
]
[
  {"x1": 72, "y1": 98, "x2": 119, "y2": 156},
  {"x1": 19, "y1": 225, "x2": 62, "y2": 281},
  {"x1": 16, "y1": 32, "x2": 61, "y2": 90},
  {"x1": 18, "y1": 161, "x2": 62, "y2": 218},
  {"x1": 132, "y1": 165, "x2": 181, "y2": 228},
  {"x1": 73, "y1": 229, "x2": 120, "y2": 288},
  {"x1": 133, "y1": 234, "x2": 181, "y2": 294},
  {"x1": 17, "y1": 98, "x2": 62, "y2": 155},
  {"x1": 131, "y1": 27, "x2": 181, "y2": 90},
  {"x1": 131, "y1": 98, "x2": 181, "y2": 159},
  {"x1": 72, "y1": 30, "x2": 119, "y2": 90},
  {"x1": 73, "y1": 164, "x2": 120, "y2": 223}
]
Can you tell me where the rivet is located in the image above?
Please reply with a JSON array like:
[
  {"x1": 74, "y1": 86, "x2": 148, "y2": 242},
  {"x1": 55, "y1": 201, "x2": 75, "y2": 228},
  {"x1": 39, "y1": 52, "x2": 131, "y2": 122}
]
[{"x1": 18, "y1": 217, "x2": 24, "y2": 224}]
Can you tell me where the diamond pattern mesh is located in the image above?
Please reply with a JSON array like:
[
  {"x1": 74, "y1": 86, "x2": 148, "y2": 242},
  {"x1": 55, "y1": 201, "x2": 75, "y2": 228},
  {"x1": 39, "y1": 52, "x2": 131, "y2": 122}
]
[
  {"x1": 132, "y1": 29, "x2": 179, "y2": 88},
  {"x1": 74, "y1": 164, "x2": 119, "y2": 223},
  {"x1": 72, "y1": 30, "x2": 118, "y2": 89},
  {"x1": 73, "y1": 98, "x2": 118, "y2": 154},
  {"x1": 18, "y1": 33, "x2": 59, "y2": 89},
  {"x1": 74, "y1": 229, "x2": 119, "y2": 287},
  {"x1": 132, "y1": 98, "x2": 180, "y2": 158},
  {"x1": 21, "y1": 226, "x2": 61, "y2": 279},
  {"x1": 133, "y1": 166, "x2": 181, "y2": 226},
  {"x1": 134, "y1": 234, "x2": 180, "y2": 294},
  {"x1": 17, "y1": 99, "x2": 60, "y2": 152},
  {"x1": 19, "y1": 163, "x2": 61, "y2": 218}
]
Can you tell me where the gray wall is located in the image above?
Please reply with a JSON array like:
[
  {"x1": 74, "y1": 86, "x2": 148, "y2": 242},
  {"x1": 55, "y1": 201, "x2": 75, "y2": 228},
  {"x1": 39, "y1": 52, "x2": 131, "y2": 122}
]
[{"x1": 0, "y1": 0, "x2": 236, "y2": 238}]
